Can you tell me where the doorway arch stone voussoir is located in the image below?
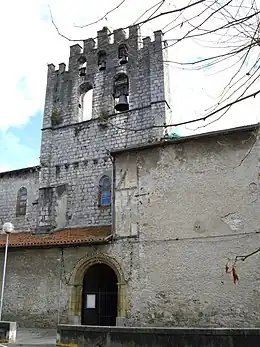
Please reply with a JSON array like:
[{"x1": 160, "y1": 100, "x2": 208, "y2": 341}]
[{"x1": 68, "y1": 254, "x2": 127, "y2": 325}]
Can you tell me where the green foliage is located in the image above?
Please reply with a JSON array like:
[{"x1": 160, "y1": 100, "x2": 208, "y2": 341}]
[
  {"x1": 51, "y1": 109, "x2": 62, "y2": 126},
  {"x1": 99, "y1": 109, "x2": 109, "y2": 120},
  {"x1": 98, "y1": 109, "x2": 109, "y2": 127}
]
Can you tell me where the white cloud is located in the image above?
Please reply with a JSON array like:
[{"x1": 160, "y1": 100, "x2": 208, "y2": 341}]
[
  {"x1": 0, "y1": 0, "x2": 69, "y2": 130},
  {"x1": 0, "y1": 131, "x2": 39, "y2": 172},
  {"x1": 0, "y1": 167, "x2": 10, "y2": 173}
]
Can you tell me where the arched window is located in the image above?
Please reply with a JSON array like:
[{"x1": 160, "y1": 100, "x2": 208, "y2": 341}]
[
  {"x1": 99, "y1": 176, "x2": 111, "y2": 206},
  {"x1": 82, "y1": 89, "x2": 93, "y2": 121},
  {"x1": 16, "y1": 187, "x2": 27, "y2": 216},
  {"x1": 98, "y1": 50, "x2": 107, "y2": 71},
  {"x1": 79, "y1": 82, "x2": 93, "y2": 121}
]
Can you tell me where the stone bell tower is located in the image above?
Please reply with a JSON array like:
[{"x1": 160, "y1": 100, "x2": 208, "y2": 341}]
[
  {"x1": 37, "y1": 25, "x2": 172, "y2": 232},
  {"x1": 41, "y1": 25, "x2": 171, "y2": 128}
]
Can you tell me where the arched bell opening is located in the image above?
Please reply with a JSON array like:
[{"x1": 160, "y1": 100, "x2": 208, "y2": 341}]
[
  {"x1": 113, "y1": 73, "x2": 129, "y2": 112},
  {"x1": 118, "y1": 44, "x2": 128, "y2": 65},
  {"x1": 98, "y1": 50, "x2": 107, "y2": 71},
  {"x1": 78, "y1": 55, "x2": 87, "y2": 77}
]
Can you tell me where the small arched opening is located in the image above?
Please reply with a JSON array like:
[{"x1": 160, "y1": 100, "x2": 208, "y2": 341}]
[{"x1": 82, "y1": 263, "x2": 118, "y2": 326}]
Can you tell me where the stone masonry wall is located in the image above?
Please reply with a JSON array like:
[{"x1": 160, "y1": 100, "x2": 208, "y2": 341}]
[
  {"x1": 40, "y1": 109, "x2": 161, "y2": 229},
  {"x1": 57, "y1": 326, "x2": 260, "y2": 347},
  {"x1": 1, "y1": 127, "x2": 259, "y2": 329},
  {"x1": 0, "y1": 241, "x2": 132, "y2": 328},
  {"x1": 114, "y1": 127, "x2": 260, "y2": 327},
  {"x1": 38, "y1": 26, "x2": 171, "y2": 230},
  {"x1": 0, "y1": 26, "x2": 172, "y2": 327},
  {"x1": 0, "y1": 168, "x2": 39, "y2": 231}
]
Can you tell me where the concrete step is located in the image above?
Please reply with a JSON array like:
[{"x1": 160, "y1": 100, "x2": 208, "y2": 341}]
[
  {"x1": 8, "y1": 328, "x2": 57, "y2": 346},
  {"x1": 0, "y1": 328, "x2": 56, "y2": 346}
]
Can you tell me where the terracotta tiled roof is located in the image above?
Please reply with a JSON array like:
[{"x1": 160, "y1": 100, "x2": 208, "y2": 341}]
[{"x1": 0, "y1": 225, "x2": 112, "y2": 248}]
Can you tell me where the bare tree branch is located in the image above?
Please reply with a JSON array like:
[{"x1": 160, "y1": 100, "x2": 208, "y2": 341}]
[
  {"x1": 138, "y1": 0, "x2": 166, "y2": 29},
  {"x1": 48, "y1": 0, "x2": 260, "y2": 133},
  {"x1": 164, "y1": 43, "x2": 255, "y2": 66},
  {"x1": 235, "y1": 247, "x2": 260, "y2": 261},
  {"x1": 133, "y1": 0, "x2": 165, "y2": 25},
  {"x1": 74, "y1": 0, "x2": 128, "y2": 28},
  {"x1": 187, "y1": 68, "x2": 260, "y2": 131},
  {"x1": 232, "y1": 133, "x2": 258, "y2": 168},
  {"x1": 137, "y1": 0, "x2": 206, "y2": 26},
  {"x1": 164, "y1": 10, "x2": 260, "y2": 48},
  {"x1": 48, "y1": 0, "x2": 206, "y2": 42},
  {"x1": 99, "y1": 88, "x2": 260, "y2": 133}
]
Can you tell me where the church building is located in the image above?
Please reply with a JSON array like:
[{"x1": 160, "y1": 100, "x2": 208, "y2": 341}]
[{"x1": 0, "y1": 25, "x2": 259, "y2": 328}]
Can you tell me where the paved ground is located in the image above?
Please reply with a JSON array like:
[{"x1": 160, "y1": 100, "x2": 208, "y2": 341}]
[{"x1": 0, "y1": 328, "x2": 56, "y2": 346}]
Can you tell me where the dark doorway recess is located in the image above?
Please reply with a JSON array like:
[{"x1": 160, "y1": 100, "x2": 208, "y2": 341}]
[{"x1": 82, "y1": 263, "x2": 118, "y2": 326}]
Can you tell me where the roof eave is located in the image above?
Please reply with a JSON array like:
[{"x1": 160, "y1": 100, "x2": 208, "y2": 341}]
[
  {"x1": 0, "y1": 235, "x2": 113, "y2": 250},
  {"x1": 0, "y1": 165, "x2": 40, "y2": 178},
  {"x1": 110, "y1": 123, "x2": 260, "y2": 156}
]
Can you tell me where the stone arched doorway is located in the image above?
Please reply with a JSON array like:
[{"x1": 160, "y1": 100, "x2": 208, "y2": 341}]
[
  {"x1": 82, "y1": 263, "x2": 117, "y2": 325},
  {"x1": 69, "y1": 255, "x2": 127, "y2": 326}
]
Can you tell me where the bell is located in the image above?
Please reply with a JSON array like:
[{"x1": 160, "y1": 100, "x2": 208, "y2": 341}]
[
  {"x1": 99, "y1": 61, "x2": 106, "y2": 71},
  {"x1": 115, "y1": 95, "x2": 129, "y2": 112},
  {"x1": 79, "y1": 66, "x2": 86, "y2": 76},
  {"x1": 120, "y1": 55, "x2": 128, "y2": 65}
]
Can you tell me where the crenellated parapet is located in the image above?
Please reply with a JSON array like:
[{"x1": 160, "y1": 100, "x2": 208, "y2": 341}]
[
  {"x1": 43, "y1": 25, "x2": 168, "y2": 130},
  {"x1": 47, "y1": 26, "x2": 165, "y2": 83}
]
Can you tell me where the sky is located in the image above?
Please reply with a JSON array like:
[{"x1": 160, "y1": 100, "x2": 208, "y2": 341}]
[{"x1": 0, "y1": 0, "x2": 259, "y2": 172}]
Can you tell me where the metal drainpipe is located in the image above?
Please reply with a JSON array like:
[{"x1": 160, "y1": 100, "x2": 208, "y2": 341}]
[
  {"x1": 111, "y1": 155, "x2": 116, "y2": 236},
  {"x1": 57, "y1": 250, "x2": 62, "y2": 326}
]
